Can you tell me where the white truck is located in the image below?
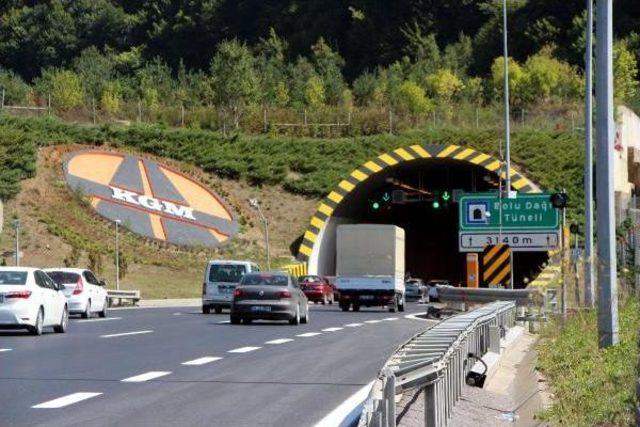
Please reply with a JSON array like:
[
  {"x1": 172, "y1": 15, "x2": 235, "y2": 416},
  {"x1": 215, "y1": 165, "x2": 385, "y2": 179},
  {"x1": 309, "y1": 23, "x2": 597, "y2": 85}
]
[{"x1": 335, "y1": 224, "x2": 406, "y2": 312}]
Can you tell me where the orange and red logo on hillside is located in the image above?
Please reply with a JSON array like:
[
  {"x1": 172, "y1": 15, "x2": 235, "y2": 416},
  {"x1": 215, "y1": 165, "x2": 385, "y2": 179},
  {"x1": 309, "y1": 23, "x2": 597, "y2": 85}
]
[{"x1": 64, "y1": 150, "x2": 239, "y2": 248}]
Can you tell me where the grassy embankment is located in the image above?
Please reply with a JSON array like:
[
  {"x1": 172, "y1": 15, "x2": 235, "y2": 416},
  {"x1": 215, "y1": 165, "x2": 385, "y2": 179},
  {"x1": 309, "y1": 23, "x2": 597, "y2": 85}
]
[{"x1": 537, "y1": 299, "x2": 640, "y2": 426}]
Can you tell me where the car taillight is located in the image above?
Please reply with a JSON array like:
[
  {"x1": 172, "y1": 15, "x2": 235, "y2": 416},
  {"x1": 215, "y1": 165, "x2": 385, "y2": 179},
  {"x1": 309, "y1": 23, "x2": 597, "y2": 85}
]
[
  {"x1": 72, "y1": 277, "x2": 84, "y2": 295},
  {"x1": 5, "y1": 290, "x2": 32, "y2": 299},
  {"x1": 202, "y1": 282, "x2": 206, "y2": 295},
  {"x1": 233, "y1": 289, "x2": 244, "y2": 298},
  {"x1": 279, "y1": 290, "x2": 292, "y2": 299}
]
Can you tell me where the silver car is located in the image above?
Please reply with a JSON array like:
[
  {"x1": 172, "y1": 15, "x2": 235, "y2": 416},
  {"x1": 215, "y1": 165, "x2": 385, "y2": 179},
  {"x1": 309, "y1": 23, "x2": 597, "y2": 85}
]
[{"x1": 230, "y1": 272, "x2": 309, "y2": 325}]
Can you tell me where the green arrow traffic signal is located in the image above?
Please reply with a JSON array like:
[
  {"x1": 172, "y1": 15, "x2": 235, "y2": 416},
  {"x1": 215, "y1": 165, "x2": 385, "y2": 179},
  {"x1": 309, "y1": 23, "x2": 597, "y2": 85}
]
[{"x1": 442, "y1": 191, "x2": 450, "y2": 202}]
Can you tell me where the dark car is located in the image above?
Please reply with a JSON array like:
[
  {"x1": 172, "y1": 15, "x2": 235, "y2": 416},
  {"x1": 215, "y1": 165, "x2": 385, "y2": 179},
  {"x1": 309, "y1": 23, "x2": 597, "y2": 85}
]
[
  {"x1": 405, "y1": 279, "x2": 426, "y2": 301},
  {"x1": 230, "y1": 272, "x2": 309, "y2": 325},
  {"x1": 299, "y1": 275, "x2": 334, "y2": 305}
]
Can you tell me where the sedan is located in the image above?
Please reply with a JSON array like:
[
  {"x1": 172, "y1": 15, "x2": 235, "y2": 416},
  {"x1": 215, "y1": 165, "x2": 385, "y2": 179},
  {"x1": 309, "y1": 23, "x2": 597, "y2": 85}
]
[
  {"x1": 299, "y1": 275, "x2": 334, "y2": 304},
  {"x1": 45, "y1": 268, "x2": 108, "y2": 318},
  {"x1": 0, "y1": 267, "x2": 68, "y2": 335},
  {"x1": 230, "y1": 272, "x2": 309, "y2": 325}
]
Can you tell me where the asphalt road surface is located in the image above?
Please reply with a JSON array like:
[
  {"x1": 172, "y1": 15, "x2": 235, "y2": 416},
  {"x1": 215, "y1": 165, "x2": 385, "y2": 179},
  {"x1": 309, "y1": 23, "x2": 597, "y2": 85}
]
[{"x1": 0, "y1": 303, "x2": 435, "y2": 427}]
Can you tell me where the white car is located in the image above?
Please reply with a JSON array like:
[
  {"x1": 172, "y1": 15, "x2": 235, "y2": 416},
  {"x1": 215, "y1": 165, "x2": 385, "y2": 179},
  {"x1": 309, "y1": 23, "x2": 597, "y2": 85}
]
[
  {"x1": 202, "y1": 260, "x2": 261, "y2": 314},
  {"x1": 44, "y1": 268, "x2": 108, "y2": 318},
  {"x1": 0, "y1": 267, "x2": 69, "y2": 335}
]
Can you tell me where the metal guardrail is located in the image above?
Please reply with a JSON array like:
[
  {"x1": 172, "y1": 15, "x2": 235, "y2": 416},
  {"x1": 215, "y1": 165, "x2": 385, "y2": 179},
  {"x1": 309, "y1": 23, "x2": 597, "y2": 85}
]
[
  {"x1": 359, "y1": 301, "x2": 517, "y2": 427},
  {"x1": 436, "y1": 285, "x2": 537, "y2": 306},
  {"x1": 107, "y1": 289, "x2": 141, "y2": 306}
]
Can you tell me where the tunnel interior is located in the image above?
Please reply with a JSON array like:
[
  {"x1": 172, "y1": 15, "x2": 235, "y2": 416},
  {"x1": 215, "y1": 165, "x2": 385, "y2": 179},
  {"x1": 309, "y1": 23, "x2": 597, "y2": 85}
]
[{"x1": 315, "y1": 158, "x2": 548, "y2": 287}]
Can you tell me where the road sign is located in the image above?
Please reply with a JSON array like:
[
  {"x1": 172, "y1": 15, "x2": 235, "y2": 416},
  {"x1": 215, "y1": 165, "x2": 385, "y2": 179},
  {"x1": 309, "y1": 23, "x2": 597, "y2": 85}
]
[
  {"x1": 459, "y1": 193, "x2": 559, "y2": 232},
  {"x1": 482, "y1": 244, "x2": 511, "y2": 287},
  {"x1": 459, "y1": 231, "x2": 560, "y2": 252},
  {"x1": 466, "y1": 253, "x2": 479, "y2": 288}
]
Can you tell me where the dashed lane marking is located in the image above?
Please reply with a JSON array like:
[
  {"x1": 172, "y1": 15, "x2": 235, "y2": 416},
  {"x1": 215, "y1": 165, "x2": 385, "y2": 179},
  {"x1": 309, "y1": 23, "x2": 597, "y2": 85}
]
[
  {"x1": 100, "y1": 330, "x2": 153, "y2": 338},
  {"x1": 0, "y1": 348, "x2": 12, "y2": 352},
  {"x1": 384, "y1": 317, "x2": 399, "y2": 321},
  {"x1": 322, "y1": 327, "x2": 343, "y2": 332},
  {"x1": 265, "y1": 338, "x2": 294, "y2": 345},
  {"x1": 32, "y1": 392, "x2": 102, "y2": 409},
  {"x1": 228, "y1": 346, "x2": 261, "y2": 353},
  {"x1": 172, "y1": 313, "x2": 182, "y2": 316},
  {"x1": 364, "y1": 320, "x2": 382, "y2": 324},
  {"x1": 121, "y1": 371, "x2": 172, "y2": 382},
  {"x1": 182, "y1": 357, "x2": 223, "y2": 366},
  {"x1": 76, "y1": 317, "x2": 122, "y2": 323},
  {"x1": 297, "y1": 332, "x2": 322, "y2": 337},
  {"x1": 218, "y1": 320, "x2": 230, "y2": 324},
  {"x1": 344, "y1": 323, "x2": 363, "y2": 327}
]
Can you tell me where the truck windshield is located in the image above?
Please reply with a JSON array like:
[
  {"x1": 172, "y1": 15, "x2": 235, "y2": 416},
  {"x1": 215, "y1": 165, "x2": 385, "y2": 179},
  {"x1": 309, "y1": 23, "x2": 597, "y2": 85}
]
[
  {"x1": 0, "y1": 271, "x2": 28, "y2": 285},
  {"x1": 209, "y1": 265, "x2": 247, "y2": 283}
]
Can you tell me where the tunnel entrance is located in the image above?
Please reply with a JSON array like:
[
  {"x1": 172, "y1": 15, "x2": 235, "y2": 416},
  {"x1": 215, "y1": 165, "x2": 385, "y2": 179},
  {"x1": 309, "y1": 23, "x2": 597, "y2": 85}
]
[{"x1": 299, "y1": 145, "x2": 549, "y2": 288}]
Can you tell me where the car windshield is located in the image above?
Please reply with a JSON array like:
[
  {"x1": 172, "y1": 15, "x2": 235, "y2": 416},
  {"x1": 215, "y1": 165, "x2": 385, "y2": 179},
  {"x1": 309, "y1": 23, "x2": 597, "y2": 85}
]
[
  {"x1": 240, "y1": 274, "x2": 288, "y2": 287},
  {"x1": 0, "y1": 271, "x2": 28, "y2": 285},
  {"x1": 209, "y1": 264, "x2": 247, "y2": 283},
  {"x1": 299, "y1": 275, "x2": 321, "y2": 283},
  {"x1": 406, "y1": 283, "x2": 419, "y2": 289},
  {"x1": 47, "y1": 271, "x2": 80, "y2": 285}
]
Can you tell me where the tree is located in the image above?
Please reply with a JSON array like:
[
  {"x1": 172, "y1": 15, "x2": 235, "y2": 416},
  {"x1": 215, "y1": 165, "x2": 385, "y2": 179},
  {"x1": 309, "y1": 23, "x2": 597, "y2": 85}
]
[
  {"x1": 352, "y1": 72, "x2": 384, "y2": 107},
  {"x1": 311, "y1": 38, "x2": 346, "y2": 105},
  {"x1": 614, "y1": 41, "x2": 639, "y2": 104},
  {"x1": 397, "y1": 80, "x2": 433, "y2": 114},
  {"x1": 490, "y1": 56, "x2": 527, "y2": 107},
  {"x1": 37, "y1": 69, "x2": 84, "y2": 111},
  {"x1": 210, "y1": 39, "x2": 260, "y2": 128},
  {"x1": 256, "y1": 28, "x2": 289, "y2": 107},
  {"x1": 100, "y1": 81, "x2": 121, "y2": 115},
  {"x1": 0, "y1": 68, "x2": 31, "y2": 105},
  {"x1": 424, "y1": 69, "x2": 465, "y2": 103},
  {"x1": 88, "y1": 249, "x2": 103, "y2": 275},
  {"x1": 304, "y1": 75, "x2": 325, "y2": 108},
  {"x1": 73, "y1": 47, "x2": 114, "y2": 102}
]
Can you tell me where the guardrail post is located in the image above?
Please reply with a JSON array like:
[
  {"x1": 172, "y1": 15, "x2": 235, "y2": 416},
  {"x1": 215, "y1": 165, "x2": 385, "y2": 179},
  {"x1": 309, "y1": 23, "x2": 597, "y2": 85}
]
[
  {"x1": 384, "y1": 370, "x2": 396, "y2": 427},
  {"x1": 489, "y1": 325, "x2": 501, "y2": 353},
  {"x1": 424, "y1": 382, "x2": 437, "y2": 427}
]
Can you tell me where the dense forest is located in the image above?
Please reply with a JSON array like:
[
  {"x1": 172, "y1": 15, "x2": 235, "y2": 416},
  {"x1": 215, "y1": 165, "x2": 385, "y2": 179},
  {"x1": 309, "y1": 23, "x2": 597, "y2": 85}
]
[{"x1": 0, "y1": 1, "x2": 638, "y2": 127}]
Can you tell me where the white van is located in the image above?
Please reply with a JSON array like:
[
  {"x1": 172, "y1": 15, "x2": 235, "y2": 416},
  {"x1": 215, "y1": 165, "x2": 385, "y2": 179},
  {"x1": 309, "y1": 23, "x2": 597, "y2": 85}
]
[{"x1": 202, "y1": 260, "x2": 260, "y2": 314}]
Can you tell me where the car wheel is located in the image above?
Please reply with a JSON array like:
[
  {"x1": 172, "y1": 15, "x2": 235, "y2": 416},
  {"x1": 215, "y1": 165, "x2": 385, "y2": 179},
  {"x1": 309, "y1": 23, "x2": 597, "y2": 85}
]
[
  {"x1": 98, "y1": 299, "x2": 108, "y2": 318},
  {"x1": 389, "y1": 296, "x2": 398, "y2": 313},
  {"x1": 301, "y1": 304, "x2": 309, "y2": 324},
  {"x1": 242, "y1": 318, "x2": 253, "y2": 325},
  {"x1": 289, "y1": 306, "x2": 300, "y2": 325},
  {"x1": 81, "y1": 300, "x2": 91, "y2": 319},
  {"x1": 329, "y1": 295, "x2": 334, "y2": 305},
  {"x1": 399, "y1": 296, "x2": 405, "y2": 312},
  {"x1": 322, "y1": 295, "x2": 327, "y2": 305},
  {"x1": 230, "y1": 314, "x2": 241, "y2": 324},
  {"x1": 54, "y1": 306, "x2": 68, "y2": 333},
  {"x1": 29, "y1": 308, "x2": 44, "y2": 336},
  {"x1": 352, "y1": 304, "x2": 360, "y2": 312},
  {"x1": 340, "y1": 302, "x2": 349, "y2": 312},
  {"x1": 214, "y1": 306, "x2": 223, "y2": 314},
  {"x1": 202, "y1": 305, "x2": 211, "y2": 314}
]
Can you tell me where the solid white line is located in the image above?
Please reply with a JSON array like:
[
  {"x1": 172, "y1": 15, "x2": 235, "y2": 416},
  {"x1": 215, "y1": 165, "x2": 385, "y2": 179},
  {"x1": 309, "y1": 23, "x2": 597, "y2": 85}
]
[
  {"x1": 32, "y1": 392, "x2": 102, "y2": 409},
  {"x1": 297, "y1": 332, "x2": 322, "y2": 337},
  {"x1": 364, "y1": 320, "x2": 382, "y2": 324},
  {"x1": 121, "y1": 371, "x2": 171, "y2": 382},
  {"x1": 313, "y1": 382, "x2": 374, "y2": 427},
  {"x1": 100, "y1": 330, "x2": 153, "y2": 338},
  {"x1": 344, "y1": 323, "x2": 363, "y2": 327},
  {"x1": 0, "y1": 348, "x2": 12, "y2": 352},
  {"x1": 172, "y1": 313, "x2": 182, "y2": 316},
  {"x1": 76, "y1": 317, "x2": 122, "y2": 323},
  {"x1": 218, "y1": 320, "x2": 230, "y2": 324},
  {"x1": 182, "y1": 356, "x2": 223, "y2": 366},
  {"x1": 265, "y1": 338, "x2": 294, "y2": 345},
  {"x1": 228, "y1": 346, "x2": 261, "y2": 353},
  {"x1": 322, "y1": 327, "x2": 343, "y2": 332},
  {"x1": 384, "y1": 317, "x2": 399, "y2": 321},
  {"x1": 404, "y1": 313, "x2": 430, "y2": 321}
]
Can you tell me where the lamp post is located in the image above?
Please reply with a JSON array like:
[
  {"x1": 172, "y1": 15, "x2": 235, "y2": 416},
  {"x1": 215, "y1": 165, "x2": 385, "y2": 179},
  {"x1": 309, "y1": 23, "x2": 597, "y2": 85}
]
[
  {"x1": 115, "y1": 219, "x2": 121, "y2": 291},
  {"x1": 249, "y1": 198, "x2": 271, "y2": 271},
  {"x1": 584, "y1": 0, "x2": 595, "y2": 308},
  {"x1": 14, "y1": 219, "x2": 20, "y2": 267},
  {"x1": 502, "y1": 0, "x2": 512, "y2": 193}
]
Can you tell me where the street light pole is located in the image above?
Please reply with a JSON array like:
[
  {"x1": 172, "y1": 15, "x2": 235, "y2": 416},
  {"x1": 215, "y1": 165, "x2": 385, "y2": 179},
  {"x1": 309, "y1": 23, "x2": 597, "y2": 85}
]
[
  {"x1": 14, "y1": 219, "x2": 20, "y2": 267},
  {"x1": 584, "y1": 0, "x2": 595, "y2": 308},
  {"x1": 502, "y1": 0, "x2": 512, "y2": 193},
  {"x1": 249, "y1": 199, "x2": 271, "y2": 271},
  {"x1": 115, "y1": 219, "x2": 121, "y2": 291},
  {"x1": 595, "y1": 0, "x2": 619, "y2": 347}
]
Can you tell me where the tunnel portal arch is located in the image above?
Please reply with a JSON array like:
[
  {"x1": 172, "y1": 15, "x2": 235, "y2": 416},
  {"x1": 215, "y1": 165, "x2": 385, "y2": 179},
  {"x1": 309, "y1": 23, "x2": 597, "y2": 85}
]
[{"x1": 297, "y1": 144, "x2": 541, "y2": 279}]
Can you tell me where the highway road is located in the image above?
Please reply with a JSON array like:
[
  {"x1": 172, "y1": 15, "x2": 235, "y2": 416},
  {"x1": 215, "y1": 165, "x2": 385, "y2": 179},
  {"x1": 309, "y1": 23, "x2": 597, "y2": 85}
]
[{"x1": 0, "y1": 303, "x2": 434, "y2": 427}]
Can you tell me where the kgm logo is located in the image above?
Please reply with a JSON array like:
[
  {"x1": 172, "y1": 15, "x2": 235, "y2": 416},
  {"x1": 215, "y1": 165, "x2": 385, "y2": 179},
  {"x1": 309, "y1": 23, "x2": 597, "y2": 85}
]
[{"x1": 64, "y1": 150, "x2": 239, "y2": 248}]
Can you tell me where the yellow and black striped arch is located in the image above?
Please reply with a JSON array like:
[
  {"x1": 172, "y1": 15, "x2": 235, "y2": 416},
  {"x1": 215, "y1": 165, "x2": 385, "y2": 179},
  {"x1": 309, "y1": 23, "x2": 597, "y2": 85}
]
[{"x1": 297, "y1": 144, "x2": 540, "y2": 263}]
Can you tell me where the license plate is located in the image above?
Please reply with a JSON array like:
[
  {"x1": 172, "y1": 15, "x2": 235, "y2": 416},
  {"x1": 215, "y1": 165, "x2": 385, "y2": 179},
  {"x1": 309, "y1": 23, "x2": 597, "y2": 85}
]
[
  {"x1": 251, "y1": 305, "x2": 271, "y2": 313},
  {"x1": 360, "y1": 295, "x2": 374, "y2": 300},
  {"x1": 218, "y1": 287, "x2": 231, "y2": 294}
]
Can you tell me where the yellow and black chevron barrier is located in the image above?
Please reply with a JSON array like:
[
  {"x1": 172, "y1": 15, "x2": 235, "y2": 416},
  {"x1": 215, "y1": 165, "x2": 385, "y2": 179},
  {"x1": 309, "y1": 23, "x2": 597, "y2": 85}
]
[
  {"x1": 297, "y1": 143, "x2": 540, "y2": 262},
  {"x1": 282, "y1": 263, "x2": 307, "y2": 278},
  {"x1": 482, "y1": 244, "x2": 511, "y2": 287}
]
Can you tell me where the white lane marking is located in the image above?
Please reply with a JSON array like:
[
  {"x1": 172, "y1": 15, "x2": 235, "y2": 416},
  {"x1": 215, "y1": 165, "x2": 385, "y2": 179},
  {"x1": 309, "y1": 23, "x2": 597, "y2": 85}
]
[
  {"x1": 121, "y1": 371, "x2": 171, "y2": 382},
  {"x1": 32, "y1": 392, "x2": 102, "y2": 409},
  {"x1": 313, "y1": 382, "x2": 374, "y2": 427},
  {"x1": 0, "y1": 348, "x2": 12, "y2": 352},
  {"x1": 384, "y1": 317, "x2": 399, "y2": 321},
  {"x1": 76, "y1": 317, "x2": 122, "y2": 323},
  {"x1": 344, "y1": 323, "x2": 363, "y2": 327},
  {"x1": 172, "y1": 313, "x2": 182, "y2": 316},
  {"x1": 297, "y1": 332, "x2": 322, "y2": 337},
  {"x1": 265, "y1": 338, "x2": 294, "y2": 345},
  {"x1": 100, "y1": 330, "x2": 153, "y2": 338},
  {"x1": 218, "y1": 320, "x2": 230, "y2": 324},
  {"x1": 322, "y1": 327, "x2": 343, "y2": 332},
  {"x1": 404, "y1": 313, "x2": 430, "y2": 321},
  {"x1": 228, "y1": 346, "x2": 261, "y2": 353},
  {"x1": 182, "y1": 356, "x2": 223, "y2": 366},
  {"x1": 364, "y1": 320, "x2": 382, "y2": 324}
]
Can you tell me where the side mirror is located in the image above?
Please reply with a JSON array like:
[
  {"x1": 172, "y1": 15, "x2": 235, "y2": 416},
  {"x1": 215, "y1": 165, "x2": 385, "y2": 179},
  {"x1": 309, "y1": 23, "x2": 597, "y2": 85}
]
[{"x1": 99, "y1": 280, "x2": 106, "y2": 287}]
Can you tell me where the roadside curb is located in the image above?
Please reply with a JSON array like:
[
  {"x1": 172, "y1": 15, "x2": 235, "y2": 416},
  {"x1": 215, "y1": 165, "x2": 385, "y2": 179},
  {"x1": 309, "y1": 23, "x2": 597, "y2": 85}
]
[{"x1": 110, "y1": 298, "x2": 201, "y2": 309}]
